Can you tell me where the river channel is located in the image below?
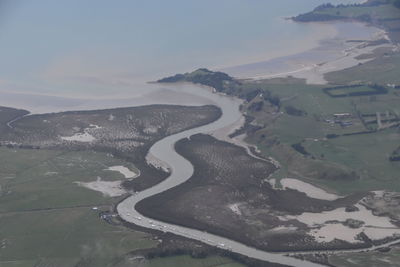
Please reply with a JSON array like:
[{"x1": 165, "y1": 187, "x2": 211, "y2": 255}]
[{"x1": 116, "y1": 83, "x2": 326, "y2": 267}]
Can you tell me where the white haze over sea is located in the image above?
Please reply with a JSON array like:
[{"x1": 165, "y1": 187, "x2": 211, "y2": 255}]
[{"x1": 0, "y1": 0, "x2": 368, "y2": 112}]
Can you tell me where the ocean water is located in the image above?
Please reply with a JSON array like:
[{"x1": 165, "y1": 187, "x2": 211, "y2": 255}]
[{"x1": 0, "y1": 0, "x2": 366, "y2": 111}]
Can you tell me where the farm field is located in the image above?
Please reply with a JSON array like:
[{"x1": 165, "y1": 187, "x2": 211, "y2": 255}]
[
  {"x1": 0, "y1": 208, "x2": 156, "y2": 267},
  {"x1": 0, "y1": 148, "x2": 130, "y2": 212},
  {"x1": 323, "y1": 85, "x2": 384, "y2": 97},
  {"x1": 0, "y1": 147, "x2": 155, "y2": 266},
  {"x1": 0, "y1": 147, "x2": 242, "y2": 267},
  {"x1": 3, "y1": 0, "x2": 400, "y2": 265},
  {"x1": 325, "y1": 52, "x2": 400, "y2": 85},
  {"x1": 159, "y1": 69, "x2": 400, "y2": 195},
  {"x1": 241, "y1": 79, "x2": 400, "y2": 195},
  {"x1": 328, "y1": 246, "x2": 400, "y2": 267},
  {"x1": 303, "y1": 129, "x2": 400, "y2": 194},
  {"x1": 115, "y1": 255, "x2": 245, "y2": 267}
]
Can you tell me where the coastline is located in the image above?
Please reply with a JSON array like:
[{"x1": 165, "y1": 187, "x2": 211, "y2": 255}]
[
  {"x1": 2, "y1": 4, "x2": 394, "y2": 114},
  {"x1": 0, "y1": 82, "x2": 215, "y2": 115},
  {"x1": 221, "y1": 21, "x2": 396, "y2": 84},
  {"x1": 3, "y1": 1, "x2": 400, "y2": 266}
]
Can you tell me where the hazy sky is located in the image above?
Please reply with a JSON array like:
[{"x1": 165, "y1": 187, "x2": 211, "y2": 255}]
[{"x1": 0, "y1": 0, "x2": 365, "y2": 96}]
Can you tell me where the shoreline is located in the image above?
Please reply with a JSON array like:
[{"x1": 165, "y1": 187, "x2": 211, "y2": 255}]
[
  {"x1": 1, "y1": 15, "x2": 392, "y2": 114},
  {"x1": 4, "y1": 3, "x2": 400, "y2": 264},
  {"x1": 222, "y1": 21, "x2": 395, "y2": 84},
  {"x1": 252, "y1": 37, "x2": 393, "y2": 84},
  {"x1": 0, "y1": 82, "x2": 215, "y2": 115},
  {"x1": 3, "y1": 1, "x2": 400, "y2": 266}
]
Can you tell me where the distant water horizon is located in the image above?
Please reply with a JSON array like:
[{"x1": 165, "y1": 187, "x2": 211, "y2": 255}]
[{"x1": 0, "y1": 0, "x2": 367, "y2": 109}]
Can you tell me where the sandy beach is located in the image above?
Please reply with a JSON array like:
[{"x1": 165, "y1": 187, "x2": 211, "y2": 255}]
[{"x1": 222, "y1": 21, "x2": 396, "y2": 84}]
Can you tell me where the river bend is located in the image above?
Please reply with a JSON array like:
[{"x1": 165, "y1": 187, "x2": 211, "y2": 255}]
[{"x1": 117, "y1": 85, "x2": 323, "y2": 267}]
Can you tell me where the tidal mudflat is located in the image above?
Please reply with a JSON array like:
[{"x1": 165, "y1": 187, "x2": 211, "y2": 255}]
[
  {"x1": 0, "y1": 104, "x2": 221, "y2": 192},
  {"x1": 136, "y1": 134, "x2": 398, "y2": 252}
]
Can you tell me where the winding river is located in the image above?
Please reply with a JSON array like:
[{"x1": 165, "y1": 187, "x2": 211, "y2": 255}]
[{"x1": 116, "y1": 84, "x2": 326, "y2": 267}]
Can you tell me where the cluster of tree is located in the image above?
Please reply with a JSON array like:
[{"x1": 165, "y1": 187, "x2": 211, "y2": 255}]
[
  {"x1": 260, "y1": 90, "x2": 281, "y2": 109},
  {"x1": 228, "y1": 115, "x2": 258, "y2": 138},
  {"x1": 293, "y1": 13, "x2": 345, "y2": 22},
  {"x1": 241, "y1": 89, "x2": 262, "y2": 102},
  {"x1": 238, "y1": 88, "x2": 281, "y2": 111},
  {"x1": 248, "y1": 101, "x2": 264, "y2": 112},
  {"x1": 342, "y1": 130, "x2": 376, "y2": 136},
  {"x1": 312, "y1": 2, "x2": 366, "y2": 11},
  {"x1": 291, "y1": 142, "x2": 311, "y2": 156},
  {"x1": 157, "y1": 73, "x2": 186, "y2": 83},
  {"x1": 313, "y1": 1, "x2": 385, "y2": 10},
  {"x1": 159, "y1": 70, "x2": 284, "y2": 116},
  {"x1": 389, "y1": 146, "x2": 400, "y2": 161},
  {"x1": 158, "y1": 68, "x2": 239, "y2": 93},
  {"x1": 323, "y1": 84, "x2": 388, "y2": 98},
  {"x1": 313, "y1": 3, "x2": 335, "y2": 11},
  {"x1": 364, "y1": 0, "x2": 391, "y2": 7},
  {"x1": 185, "y1": 69, "x2": 236, "y2": 93},
  {"x1": 158, "y1": 69, "x2": 285, "y2": 112},
  {"x1": 145, "y1": 247, "x2": 209, "y2": 259},
  {"x1": 294, "y1": 12, "x2": 373, "y2": 23},
  {"x1": 0, "y1": 143, "x2": 40, "y2": 149},
  {"x1": 285, "y1": 105, "x2": 307, "y2": 116},
  {"x1": 292, "y1": 0, "x2": 388, "y2": 23},
  {"x1": 267, "y1": 95, "x2": 281, "y2": 108}
]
